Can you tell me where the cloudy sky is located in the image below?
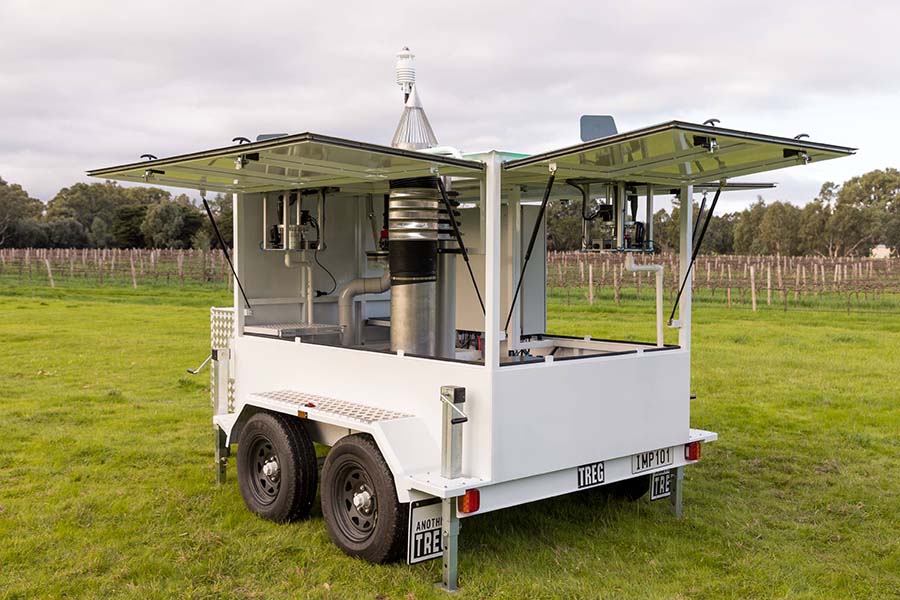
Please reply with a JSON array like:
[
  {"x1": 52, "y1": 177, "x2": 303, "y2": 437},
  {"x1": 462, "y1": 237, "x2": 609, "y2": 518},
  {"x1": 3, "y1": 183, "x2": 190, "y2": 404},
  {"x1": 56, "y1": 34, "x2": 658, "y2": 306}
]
[{"x1": 2, "y1": 0, "x2": 898, "y2": 210}]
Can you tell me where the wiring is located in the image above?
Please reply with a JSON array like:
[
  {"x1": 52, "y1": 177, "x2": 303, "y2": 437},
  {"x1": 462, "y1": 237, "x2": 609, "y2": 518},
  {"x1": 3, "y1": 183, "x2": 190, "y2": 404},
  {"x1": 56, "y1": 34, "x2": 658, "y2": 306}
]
[
  {"x1": 567, "y1": 180, "x2": 606, "y2": 221},
  {"x1": 309, "y1": 216, "x2": 337, "y2": 295}
]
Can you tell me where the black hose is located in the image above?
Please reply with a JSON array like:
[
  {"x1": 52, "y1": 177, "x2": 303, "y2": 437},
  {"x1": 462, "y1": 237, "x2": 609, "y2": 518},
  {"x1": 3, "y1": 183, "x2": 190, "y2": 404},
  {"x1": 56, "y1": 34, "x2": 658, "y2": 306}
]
[{"x1": 567, "y1": 180, "x2": 608, "y2": 221}]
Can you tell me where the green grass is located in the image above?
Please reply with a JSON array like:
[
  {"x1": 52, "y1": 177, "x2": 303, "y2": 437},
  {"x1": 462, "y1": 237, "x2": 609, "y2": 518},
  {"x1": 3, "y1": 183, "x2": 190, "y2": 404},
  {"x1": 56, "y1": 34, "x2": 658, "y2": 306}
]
[{"x1": 1, "y1": 282, "x2": 898, "y2": 599}]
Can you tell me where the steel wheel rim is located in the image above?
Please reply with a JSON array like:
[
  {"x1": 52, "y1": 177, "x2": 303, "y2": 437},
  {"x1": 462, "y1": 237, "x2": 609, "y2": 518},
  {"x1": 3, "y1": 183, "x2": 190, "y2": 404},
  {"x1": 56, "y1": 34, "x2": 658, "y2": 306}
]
[
  {"x1": 248, "y1": 433, "x2": 281, "y2": 506},
  {"x1": 331, "y1": 459, "x2": 377, "y2": 543}
]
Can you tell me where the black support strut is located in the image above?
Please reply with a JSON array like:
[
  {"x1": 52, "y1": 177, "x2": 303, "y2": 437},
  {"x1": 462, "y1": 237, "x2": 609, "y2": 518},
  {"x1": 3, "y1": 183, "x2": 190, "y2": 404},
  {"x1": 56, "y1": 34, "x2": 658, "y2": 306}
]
[
  {"x1": 668, "y1": 186, "x2": 721, "y2": 324},
  {"x1": 437, "y1": 177, "x2": 484, "y2": 314},
  {"x1": 202, "y1": 196, "x2": 252, "y2": 310}
]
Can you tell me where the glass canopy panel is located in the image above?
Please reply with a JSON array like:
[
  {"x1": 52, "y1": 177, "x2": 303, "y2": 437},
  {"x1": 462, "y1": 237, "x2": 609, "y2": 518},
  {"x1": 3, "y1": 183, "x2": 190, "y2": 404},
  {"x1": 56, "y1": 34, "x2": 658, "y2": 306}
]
[
  {"x1": 502, "y1": 121, "x2": 855, "y2": 186},
  {"x1": 87, "y1": 133, "x2": 484, "y2": 194}
]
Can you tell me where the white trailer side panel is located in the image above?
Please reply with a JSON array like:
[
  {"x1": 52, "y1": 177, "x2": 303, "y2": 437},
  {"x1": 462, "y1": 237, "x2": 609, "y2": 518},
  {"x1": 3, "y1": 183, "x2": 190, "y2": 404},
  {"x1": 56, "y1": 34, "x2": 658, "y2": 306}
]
[
  {"x1": 232, "y1": 336, "x2": 494, "y2": 495},
  {"x1": 490, "y1": 349, "x2": 689, "y2": 482}
]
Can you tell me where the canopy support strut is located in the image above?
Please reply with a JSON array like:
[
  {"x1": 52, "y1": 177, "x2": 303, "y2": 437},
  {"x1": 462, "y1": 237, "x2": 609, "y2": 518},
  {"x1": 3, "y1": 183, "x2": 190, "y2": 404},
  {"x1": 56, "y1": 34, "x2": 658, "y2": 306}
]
[
  {"x1": 201, "y1": 192, "x2": 252, "y2": 310},
  {"x1": 504, "y1": 168, "x2": 556, "y2": 334},
  {"x1": 668, "y1": 185, "x2": 721, "y2": 324},
  {"x1": 437, "y1": 177, "x2": 484, "y2": 315}
]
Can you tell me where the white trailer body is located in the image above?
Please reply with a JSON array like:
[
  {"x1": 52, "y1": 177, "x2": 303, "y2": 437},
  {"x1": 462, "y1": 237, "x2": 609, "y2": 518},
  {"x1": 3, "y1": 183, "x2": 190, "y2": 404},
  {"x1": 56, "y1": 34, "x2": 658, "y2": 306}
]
[{"x1": 90, "y1": 122, "x2": 853, "y2": 589}]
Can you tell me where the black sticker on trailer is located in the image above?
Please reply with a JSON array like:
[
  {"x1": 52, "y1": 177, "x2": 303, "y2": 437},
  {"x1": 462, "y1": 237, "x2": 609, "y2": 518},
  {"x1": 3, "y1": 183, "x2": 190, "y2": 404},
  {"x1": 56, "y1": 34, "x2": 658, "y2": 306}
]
[
  {"x1": 650, "y1": 470, "x2": 673, "y2": 500},
  {"x1": 576, "y1": 461, "x2": 605, "y2": 489},
  {"x1": 407, "y1": 498, "x2": 443, "y2": 564}
]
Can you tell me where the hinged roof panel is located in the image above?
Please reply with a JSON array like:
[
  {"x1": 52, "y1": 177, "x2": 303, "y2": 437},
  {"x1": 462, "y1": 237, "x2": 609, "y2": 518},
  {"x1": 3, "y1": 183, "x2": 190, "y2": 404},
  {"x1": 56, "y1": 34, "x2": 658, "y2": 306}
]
[
  {"x1": 503, "y1": 121, "x2": 855, "y2": 186},
  {"x1": 87, "y1": 133, "x2": 484, "y2": 194}
]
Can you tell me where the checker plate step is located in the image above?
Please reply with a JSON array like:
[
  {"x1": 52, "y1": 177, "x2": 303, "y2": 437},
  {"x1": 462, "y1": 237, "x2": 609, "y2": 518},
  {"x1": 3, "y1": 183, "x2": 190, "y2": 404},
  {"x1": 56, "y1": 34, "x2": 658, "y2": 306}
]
[{"x1": 251, "y1": 390, "x2": 413, "y2": 424}]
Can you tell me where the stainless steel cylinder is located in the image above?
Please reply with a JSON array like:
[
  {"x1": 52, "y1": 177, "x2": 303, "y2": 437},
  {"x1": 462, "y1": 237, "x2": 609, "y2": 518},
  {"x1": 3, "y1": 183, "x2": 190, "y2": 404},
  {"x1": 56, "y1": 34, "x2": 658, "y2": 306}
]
[
  {"x1": 389, "y1": 177, "x2": 440, "y2": 356},
  {"x1": 390, "y1": 281, "x2": 437, "y2": 355},
  {"x1": 436, "y1": 244, "x2": 457, "y2": 359}
]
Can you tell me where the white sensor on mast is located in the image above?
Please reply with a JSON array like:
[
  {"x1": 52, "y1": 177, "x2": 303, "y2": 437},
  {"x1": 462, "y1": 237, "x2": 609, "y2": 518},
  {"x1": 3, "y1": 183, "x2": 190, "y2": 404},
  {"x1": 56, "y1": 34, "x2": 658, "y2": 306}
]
[{"x1": 395, "y1": 47, "x2": 416, "y2": 102}]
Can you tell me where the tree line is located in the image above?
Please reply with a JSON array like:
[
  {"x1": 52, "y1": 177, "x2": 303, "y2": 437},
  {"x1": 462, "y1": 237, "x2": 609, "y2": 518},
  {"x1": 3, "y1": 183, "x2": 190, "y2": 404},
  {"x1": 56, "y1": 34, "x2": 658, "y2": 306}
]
[
  {"x1": 0, "y1": 178, "x2": 232, "y2": 250},
  {"x1": 2, "y1": 168, "x2": 898, "y2": 255},
  {"x1": 546, "y1": 168, "x2": 900, "y2": 257}
]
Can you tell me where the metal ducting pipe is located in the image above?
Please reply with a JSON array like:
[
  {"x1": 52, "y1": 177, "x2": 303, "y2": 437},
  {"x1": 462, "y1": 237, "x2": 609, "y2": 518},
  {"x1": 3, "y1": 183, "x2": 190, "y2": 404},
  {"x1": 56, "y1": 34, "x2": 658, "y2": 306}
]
[
  {"x1": 436, "y1": 244, "x2": 457, "y2": 359},
  {"x1": 338, "y1": 271, "x2": 391, "y2": 347},
  {"x1": 436, "y1": 184, "x2": 460, "y2": 359},
  {"x1": 389, "y1": 176, "x2": 440, "y2": 355}
]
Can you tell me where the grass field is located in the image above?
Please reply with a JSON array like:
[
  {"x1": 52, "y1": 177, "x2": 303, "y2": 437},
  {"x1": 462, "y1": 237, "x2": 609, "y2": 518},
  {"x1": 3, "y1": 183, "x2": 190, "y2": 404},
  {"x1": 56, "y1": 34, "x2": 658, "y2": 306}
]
[{"x1": 1, "y1": 282, "x2": 898, "y2": 599}]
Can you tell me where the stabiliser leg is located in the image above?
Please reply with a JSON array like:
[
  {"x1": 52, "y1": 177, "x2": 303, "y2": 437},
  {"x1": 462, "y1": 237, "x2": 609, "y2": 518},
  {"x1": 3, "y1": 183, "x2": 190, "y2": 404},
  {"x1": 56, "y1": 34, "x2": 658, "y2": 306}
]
[
  {"x1": 440, "y1": 498, "x2": 460, "y2": 593},
  {"x1": 438, "y1": 385, "x2": 467, "y2": 592},
  {"x1": 669, "y1": 466, "x2": 684, "y2": 518},
  {"x1": 215, "y1": 425, "x2": 229, "y2": 485}
]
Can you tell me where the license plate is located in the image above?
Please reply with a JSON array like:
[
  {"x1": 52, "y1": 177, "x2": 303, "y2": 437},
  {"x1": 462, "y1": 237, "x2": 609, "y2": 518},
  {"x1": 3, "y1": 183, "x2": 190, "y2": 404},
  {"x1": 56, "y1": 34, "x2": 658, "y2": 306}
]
[
  {"x1": 407, "y1": 498, "x2": 442, "y2": 564},
  {"x1": 650, "y1": 470, "x2": 673, "y2": 500},
  {"x1": 631, "y1": 447, "x2": 674, "y2": 474},
  {"x1": 576, "y1": 460, "x2": 606, "y2": 489}
]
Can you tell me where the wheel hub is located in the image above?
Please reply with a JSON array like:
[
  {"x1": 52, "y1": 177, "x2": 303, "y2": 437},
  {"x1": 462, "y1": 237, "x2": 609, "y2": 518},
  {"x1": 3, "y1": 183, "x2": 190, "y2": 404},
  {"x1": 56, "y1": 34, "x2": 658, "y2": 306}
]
[
  {"x1": 262, "y1": 457, "x2": 280, "y2": 482},
  {"x1": 352, "y1": 489, "x2": 373, "y2": 514}
]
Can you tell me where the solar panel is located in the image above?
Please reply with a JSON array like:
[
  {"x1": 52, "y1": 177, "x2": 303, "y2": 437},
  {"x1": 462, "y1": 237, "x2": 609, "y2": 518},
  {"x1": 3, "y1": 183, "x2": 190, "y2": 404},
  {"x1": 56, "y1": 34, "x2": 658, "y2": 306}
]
[
  {"x1": 503, "y1": 121, "x2": 855, "y2": 186},
  {"x1": 87, "y1": 133, "x2": 483, "y2": 195}
]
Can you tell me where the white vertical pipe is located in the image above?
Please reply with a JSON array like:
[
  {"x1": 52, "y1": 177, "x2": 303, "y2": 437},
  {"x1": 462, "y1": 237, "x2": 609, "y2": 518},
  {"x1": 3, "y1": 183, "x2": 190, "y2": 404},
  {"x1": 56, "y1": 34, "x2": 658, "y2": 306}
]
[
  {"x1": 262, "y1": 194, "x2": 268, "y2": 250},
  {"x1": 625, "y1": 253, "x2": 664, "y2": 347},
  {"x1": 655, "y1": 268, "x2": 664, "y2": 345},
  {"x1": 234, "y1": 192, "x2": 244, "y2": 332},
  {"x1": 282, "y1": 193, "x2": 290, "y2": 250},
  {"x1": 506, "y1": 185, "x2": 522, "y2": 350},
  {"x1": 646, "y1": 184, "x2": 654, "y2": 252},
  {"x1": 484, "y1": 153, "x2": 501, "y2": 369},
  {"x1": 306, "y1": 255, "x2": 314, "y2": 324},
  {"x1": 616, "y1": 184, "x2": 625, "y2": 249},
  {"x1": 317, "y1": 190, "x2": 327, "y2": 250},
  {"x1": 679, "y1": 185, "x2": 693, "y2": 351}
]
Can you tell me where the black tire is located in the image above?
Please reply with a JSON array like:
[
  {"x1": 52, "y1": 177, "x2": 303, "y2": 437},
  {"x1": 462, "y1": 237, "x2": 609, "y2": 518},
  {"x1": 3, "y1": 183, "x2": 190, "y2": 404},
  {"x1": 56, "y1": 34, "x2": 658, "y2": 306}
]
[
  {"x1": 603, "y1": 475, "x2": 651, "y2": 501},
  {"x1": 321, "y1": 434, "x2": 408, "y2": 564},
  {"x1": 236, "y1": 411, "x2": 318, "y2": 523}
]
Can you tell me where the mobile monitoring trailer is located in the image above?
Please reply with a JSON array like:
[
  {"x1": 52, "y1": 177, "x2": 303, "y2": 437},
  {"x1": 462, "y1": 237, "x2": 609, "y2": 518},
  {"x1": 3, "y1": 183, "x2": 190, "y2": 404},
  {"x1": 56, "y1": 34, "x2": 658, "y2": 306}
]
[{"x1": 88, "y1": 50, "x2": 854, "y2": 591}]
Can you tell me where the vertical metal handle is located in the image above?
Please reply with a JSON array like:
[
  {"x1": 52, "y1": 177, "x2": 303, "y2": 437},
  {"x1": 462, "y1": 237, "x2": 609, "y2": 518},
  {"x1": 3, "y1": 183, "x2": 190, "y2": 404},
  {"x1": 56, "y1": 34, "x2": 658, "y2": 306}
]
[{"x1": 440, "y1": 386, "x2": 466, "y2": 479}]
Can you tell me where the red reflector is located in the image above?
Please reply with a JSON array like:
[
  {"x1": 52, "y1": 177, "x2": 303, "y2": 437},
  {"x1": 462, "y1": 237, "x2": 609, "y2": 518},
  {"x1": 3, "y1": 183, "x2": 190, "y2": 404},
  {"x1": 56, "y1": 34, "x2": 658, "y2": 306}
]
[
  {"x1": 685, "y1": 441, "x2": 701, "y2": 461},
  {"x1": 457, "y1": 489, "x2": 480, "y2": 514}
]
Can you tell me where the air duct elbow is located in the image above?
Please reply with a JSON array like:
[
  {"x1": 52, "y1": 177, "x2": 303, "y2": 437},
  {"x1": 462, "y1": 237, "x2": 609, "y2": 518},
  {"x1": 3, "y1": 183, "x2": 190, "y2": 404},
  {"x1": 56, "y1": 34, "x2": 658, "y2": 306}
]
[{"x1": 338, "y1": 272, "x2": 391, "y2": 346}]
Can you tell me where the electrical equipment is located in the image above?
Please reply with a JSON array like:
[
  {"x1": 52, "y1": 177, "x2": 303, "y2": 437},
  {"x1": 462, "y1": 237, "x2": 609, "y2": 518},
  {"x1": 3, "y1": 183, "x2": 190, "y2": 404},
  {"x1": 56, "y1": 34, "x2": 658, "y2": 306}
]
[{"x1": 580, "y1": 183, "x2": 654, "y2": 253}]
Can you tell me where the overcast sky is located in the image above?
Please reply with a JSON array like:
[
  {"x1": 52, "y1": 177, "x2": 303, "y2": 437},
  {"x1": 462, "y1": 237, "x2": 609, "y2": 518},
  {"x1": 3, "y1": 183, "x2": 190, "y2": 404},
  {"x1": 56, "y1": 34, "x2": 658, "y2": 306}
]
[{"x1": 2, "y1": 0, "x2": 898, "y2": 211}]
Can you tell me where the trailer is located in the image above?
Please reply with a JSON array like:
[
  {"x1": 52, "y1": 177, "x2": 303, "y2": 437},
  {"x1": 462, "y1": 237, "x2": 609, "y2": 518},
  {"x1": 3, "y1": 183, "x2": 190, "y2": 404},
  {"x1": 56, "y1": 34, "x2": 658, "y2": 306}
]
[{"x1": 88, "y1": 50, "x2": 854, "y2": 591}]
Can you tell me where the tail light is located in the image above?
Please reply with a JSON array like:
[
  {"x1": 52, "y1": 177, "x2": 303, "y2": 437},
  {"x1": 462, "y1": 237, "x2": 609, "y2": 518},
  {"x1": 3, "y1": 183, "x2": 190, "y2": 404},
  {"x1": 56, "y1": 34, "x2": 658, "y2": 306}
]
[
  {"x1": 685, "y1": 441, "x2": 701, "y2": 461},
  {"x1": 457, "y1": 489, "x2": 480, "y2": 514}
]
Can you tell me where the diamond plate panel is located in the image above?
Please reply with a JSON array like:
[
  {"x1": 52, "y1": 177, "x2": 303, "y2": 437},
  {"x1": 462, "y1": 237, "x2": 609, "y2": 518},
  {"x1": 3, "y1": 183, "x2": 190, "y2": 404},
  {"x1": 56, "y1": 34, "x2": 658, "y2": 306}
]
[
  {"x1": 253, "y1": 390, "x2": 413, "y2": 424},
  {"x1": 210, "y1": 307, "x2": 234, "y2": 410},
  {"x1": 211, "y1": 307, "x2": 234, "y2": 349}
]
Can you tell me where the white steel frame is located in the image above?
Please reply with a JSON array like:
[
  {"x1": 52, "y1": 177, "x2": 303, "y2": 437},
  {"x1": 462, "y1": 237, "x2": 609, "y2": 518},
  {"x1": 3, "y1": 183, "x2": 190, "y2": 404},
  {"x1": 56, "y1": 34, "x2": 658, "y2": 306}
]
[{"x1": 215, "y1": 147, "x2": 707, "y2": 498}]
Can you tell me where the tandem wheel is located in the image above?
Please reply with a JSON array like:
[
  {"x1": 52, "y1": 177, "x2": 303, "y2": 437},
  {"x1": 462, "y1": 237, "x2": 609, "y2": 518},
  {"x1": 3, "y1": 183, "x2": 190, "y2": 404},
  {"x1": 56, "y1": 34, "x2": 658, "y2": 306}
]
[
  {"x1": 236, "y1": 412, "x2": 318, "y2": 522},
  {"x1": 320, "y1": 433, "x2": 409, "y2": 564}
]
